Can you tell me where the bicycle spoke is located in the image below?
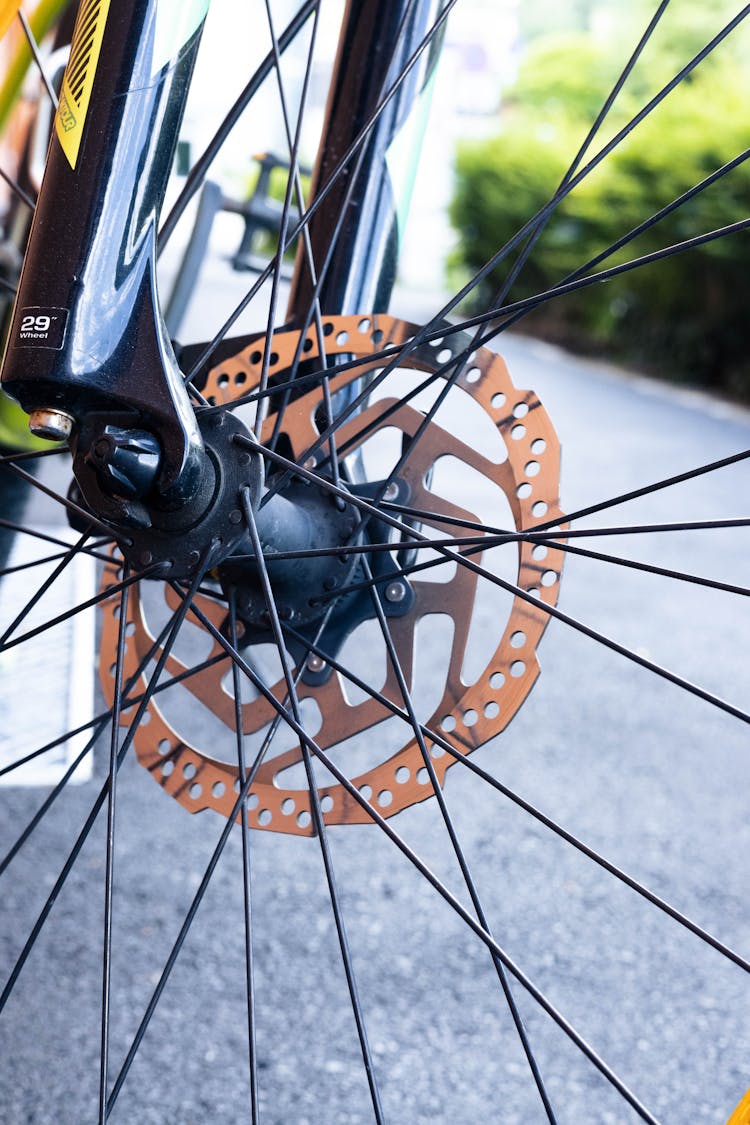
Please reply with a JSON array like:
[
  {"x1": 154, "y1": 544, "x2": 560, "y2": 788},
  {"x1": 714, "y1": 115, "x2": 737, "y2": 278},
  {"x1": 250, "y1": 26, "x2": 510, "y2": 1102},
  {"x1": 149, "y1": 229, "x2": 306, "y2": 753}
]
[
  {"x1": 364, "y1": 558, "x2": 557, "y2": 1121},
  {"x1": 0, "y1": 648, "x2": 228, "y2": 784},
  {"x1": 0, "y1": 446, "x2": 70, "y2": 465},
  {"x1": 226, "y1": 535, "x2": 484, "y2": 563},
  {"x1": 106, "y1": 705, "x2": 277, "y2": 1115},
  {"x1": 0, "y1": 564, "x2": 160, "y2": 654},
  {"x1": 383, "y1": 492, "x2": 750, "y2": 539},
  {"x1": 325, "y1": 142, "x2": 750, "y2": 459},
  {"x1": 0, "y1": 719, "x2": 108, "y2": 879},
  {"x1": 380, "y1": 443, "x2": 750, "y2": 541},
  {"x1": 201, "y1": 115, "x2": 748, "y2": 421},
  {"x1": 159, "y1": 0, "x2": 318, "y2": 252},
  {"x1": 254, "y1": 0, "x2": 336, "y2": 469},
  {"x1": 512, "y1": 147, "x2": 750, "y2": 327},
  {"x1": 226, "y1": 529, "x2": 750, "y2": 601},
  {"x1": 443, "y1": 544, "x2": 750, "y2": 727},
  {"x1": 523, "y1": 539, "x2": 750, "y2": 597},
  {"x1": 107, "y1": 570, "x2": 328, "y2": 1111},
  {"x1": 261, "y1": 0, "x2": 343, "y2": 482},
  {"x1": 206, "y1": 2, "x2": 748, "y2": 395},
  {"x1": 228, "y1": 593, "x2": 259, "y2": 1124},
  {"x1": 0, "y1": 164, "x2": 35, "y2": 211},
  {"x1": 268, "y1": 0, "x2": 427, "y2": 424},
  {"x1": 349, "y1": 532, "x2": 750, "y2": 721},
  {"x1": 0, "y1": 526, "x2": 92, "y2": 645},
  {"x1": 535, "y1": 448, "x2": 750, "y2": 534},
  {"x1": 240, "y1": 488, "x2": 386, "y2": 1123},
  {"x1": 17, "y1": 9, "x2": 58, "y2": 109},
  {"x1": 460, "y1": 216, "x2": 750, "y2": 341},
  {"x1": 255, "y1": 0, "x2": 312, "y2": 420},
  {"x1": 0, "y1": 544, "x2": 111, "y2": 580},
  {"x1": 98, "y1": 572, "x2": 130, "y2": 1125},
  {"x1": 245, "y1": 517, "x2": 750, "y2": 609},
  {"x1": 525, "y1": 517, "x2": 750, "y2": 540},
  {"x1": 488, "y1": 0, "x2": 672, "y2": 319},
  {"x1": 0, "y1": 516, "x2": 113, "y2": 558},
  {"x1": 391, "y1": 521, "x2": 750, "y2": 598},
  {"x1": 242, "y1": 427, "x2": 748, "y2": 572},
  {"x1": 313, "y1": 527, "x2": 750, "y2": 603},
  {"x1": 106, "y1": 569, "x2": 352, "y2": 1111},
  {"x1": 426, "y1": 5, "x2": 750, "y2": 326},
  {"x1": 199, "y1": 188, "x2": 748, "y2": 413},
  {"x1": 2, "y1": 460, "x2": 130, "y2": 544}
]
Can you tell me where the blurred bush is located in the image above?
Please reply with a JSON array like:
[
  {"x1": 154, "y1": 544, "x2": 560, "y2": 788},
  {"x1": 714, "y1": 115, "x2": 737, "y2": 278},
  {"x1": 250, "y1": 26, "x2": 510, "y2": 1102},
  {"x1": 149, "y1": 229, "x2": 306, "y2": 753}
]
[{"x1": 449, "y1": 20, "x2": 750, "y2": 396}]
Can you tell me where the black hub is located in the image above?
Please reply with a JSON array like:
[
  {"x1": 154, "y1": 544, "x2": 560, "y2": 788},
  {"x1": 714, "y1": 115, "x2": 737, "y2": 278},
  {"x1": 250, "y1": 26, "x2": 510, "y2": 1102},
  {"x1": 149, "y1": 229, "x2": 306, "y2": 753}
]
[
  {"x1": 219, "y1": 473, "x2": 362, "y2": 628},
  {"x1": 219, "y1": 475, "x2": 416, "y2": 687}
]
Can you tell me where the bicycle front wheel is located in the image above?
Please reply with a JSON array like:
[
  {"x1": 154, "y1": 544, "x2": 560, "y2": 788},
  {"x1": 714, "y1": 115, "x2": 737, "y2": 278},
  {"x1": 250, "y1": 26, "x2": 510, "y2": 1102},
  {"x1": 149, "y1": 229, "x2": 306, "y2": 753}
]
[{"x1": 1, "y1": 2, "x2": 750, "y2": 1123}]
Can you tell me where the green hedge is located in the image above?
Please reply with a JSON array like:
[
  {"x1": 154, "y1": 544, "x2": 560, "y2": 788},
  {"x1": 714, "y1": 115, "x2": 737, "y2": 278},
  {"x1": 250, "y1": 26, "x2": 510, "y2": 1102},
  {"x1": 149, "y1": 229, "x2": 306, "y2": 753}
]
[{"x1": 449, "y1": 30, "x2": 750, "y2": 396}]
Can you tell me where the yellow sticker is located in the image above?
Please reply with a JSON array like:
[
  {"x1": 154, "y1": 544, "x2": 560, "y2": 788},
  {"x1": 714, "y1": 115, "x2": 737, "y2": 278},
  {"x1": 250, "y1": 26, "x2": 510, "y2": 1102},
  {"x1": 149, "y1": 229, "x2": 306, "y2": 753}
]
[
  {"x1": 728, "y1": 1088, "x2": 750, "y2": 1124},
  {"x1": 54, "y1": 0, "x2": 111, "y2": 169}
]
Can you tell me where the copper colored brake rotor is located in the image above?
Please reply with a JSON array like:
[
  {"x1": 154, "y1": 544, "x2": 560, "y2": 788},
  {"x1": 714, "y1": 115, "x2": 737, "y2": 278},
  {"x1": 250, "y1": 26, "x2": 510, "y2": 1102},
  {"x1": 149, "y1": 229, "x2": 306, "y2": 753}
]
[{"x1": 99, "y1": 314, "x2": 565, "y2": 835}]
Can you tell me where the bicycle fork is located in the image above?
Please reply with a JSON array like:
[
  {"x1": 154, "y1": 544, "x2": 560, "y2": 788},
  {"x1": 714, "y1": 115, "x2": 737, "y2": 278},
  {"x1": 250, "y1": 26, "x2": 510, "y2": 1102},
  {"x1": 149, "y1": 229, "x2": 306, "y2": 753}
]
[{"x1": 1, "y1": 0, "x2": 212, "y2": 522}]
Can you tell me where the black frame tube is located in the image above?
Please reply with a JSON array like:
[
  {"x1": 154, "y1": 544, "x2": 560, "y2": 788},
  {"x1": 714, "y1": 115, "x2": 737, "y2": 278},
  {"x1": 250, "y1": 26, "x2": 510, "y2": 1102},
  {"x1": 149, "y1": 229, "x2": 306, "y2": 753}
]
[{"x1": 287, "y1": 0, "x2": 445, "y2": 321}]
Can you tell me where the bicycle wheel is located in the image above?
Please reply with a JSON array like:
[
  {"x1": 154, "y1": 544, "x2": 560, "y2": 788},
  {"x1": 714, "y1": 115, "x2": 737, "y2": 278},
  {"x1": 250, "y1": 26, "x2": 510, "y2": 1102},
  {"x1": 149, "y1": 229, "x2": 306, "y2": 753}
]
[{"x1": 1, "y1": 2, "x2": 750, "y2": 1123}]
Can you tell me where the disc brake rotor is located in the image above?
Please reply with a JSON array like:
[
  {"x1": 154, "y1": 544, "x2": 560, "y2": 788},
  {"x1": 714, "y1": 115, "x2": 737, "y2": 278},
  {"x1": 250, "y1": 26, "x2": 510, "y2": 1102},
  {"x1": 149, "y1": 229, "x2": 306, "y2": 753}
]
[{"x1": 99, "y1": 314, "x2": 565, "y2": 835}]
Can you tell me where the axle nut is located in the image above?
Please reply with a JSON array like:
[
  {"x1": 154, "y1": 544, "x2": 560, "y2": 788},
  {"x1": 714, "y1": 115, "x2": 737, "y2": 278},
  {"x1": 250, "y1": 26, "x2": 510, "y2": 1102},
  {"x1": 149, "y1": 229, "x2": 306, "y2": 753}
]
[{"x1": 28, "y1": 408, "x2": 74, "y2": 442}]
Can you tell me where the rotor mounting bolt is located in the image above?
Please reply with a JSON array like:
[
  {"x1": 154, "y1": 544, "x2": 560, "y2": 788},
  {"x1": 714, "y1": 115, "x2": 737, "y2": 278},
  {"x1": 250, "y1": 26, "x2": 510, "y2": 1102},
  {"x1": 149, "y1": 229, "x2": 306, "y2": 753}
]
[
  {"x1": 306, "y1": 654, "x2": 325, "y2": 673},
  {"x1": 229, "y1": 509, "x2": 242, "y2": 524},
  {"x1": 28, "y1": 408, "x2": 75, "y2": 442},
  {"x1": 385, "y1": 581, "x2": 406, "y2": 604},
  {"x1": 382, "y1": 482, "x2": 399, "y2": 502}
]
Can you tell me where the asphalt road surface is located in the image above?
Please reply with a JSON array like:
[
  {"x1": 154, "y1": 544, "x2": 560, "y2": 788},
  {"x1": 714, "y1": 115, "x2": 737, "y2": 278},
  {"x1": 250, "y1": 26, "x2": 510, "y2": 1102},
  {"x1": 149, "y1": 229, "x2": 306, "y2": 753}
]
[{"x1": 1, "y1": 321, "x2": 749, "y2": 1124}]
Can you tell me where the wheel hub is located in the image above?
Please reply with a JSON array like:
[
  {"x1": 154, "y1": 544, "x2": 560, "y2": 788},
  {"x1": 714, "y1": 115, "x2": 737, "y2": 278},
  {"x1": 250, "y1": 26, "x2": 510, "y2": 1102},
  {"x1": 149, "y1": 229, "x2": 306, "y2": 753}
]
[{"x1": 219, "y1": 472, "x2": 362, "y2": 629}]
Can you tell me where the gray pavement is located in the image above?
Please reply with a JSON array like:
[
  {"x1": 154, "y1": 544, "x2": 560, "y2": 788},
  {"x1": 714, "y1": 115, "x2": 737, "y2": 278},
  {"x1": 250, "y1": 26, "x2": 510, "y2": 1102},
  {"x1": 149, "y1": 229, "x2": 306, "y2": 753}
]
[{"x1": 1, "y1": 321, "x2": 750, "y2": 1125}]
